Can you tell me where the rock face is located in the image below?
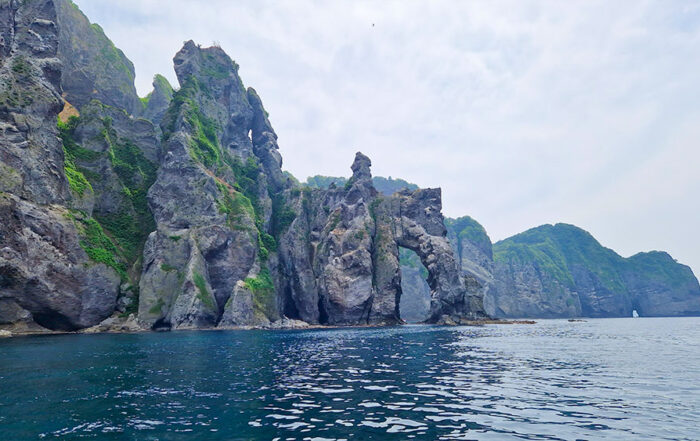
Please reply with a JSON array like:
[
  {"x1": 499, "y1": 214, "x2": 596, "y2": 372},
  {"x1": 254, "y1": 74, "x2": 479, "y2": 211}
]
[
  {"x1": 396, "y1": 216, "x2": 700, "y2": 319},
  {"x1": 0, "y1": 0, "x2": 122, "y2": 331},
  {"x1": 0, "y1": 194, "x2": 120, "y2": 330},
  {"x1": 0, "y1": 0, "x2": 67, "y2": 205},
  {"x1": 2, "y1": 0, "x2": 696, "y2": 330},
  {"x1": 140, "y1": 74, "x2": 173, "y2": 128},
  {"x1": 54, "y1": 0, "x2": 141, "y2": 115},
  {"x1": 277, "y1": 153, "x2": 488, "y2": 325},
  {"x1": 488, "y1": 224, "x2": 700, "y2": 318},
  {"x1": 135, "y1": 42, "x2": 487, "y2": 329},
  {"x1": 1, "y1": 1, "x2": 488, "y2": 332},
  {"x1": 138, "y1": 41, "x2": 284, "y2": 330},
  {"x1": 446, "y1": 216, "x2": 493, "y2": 287}
]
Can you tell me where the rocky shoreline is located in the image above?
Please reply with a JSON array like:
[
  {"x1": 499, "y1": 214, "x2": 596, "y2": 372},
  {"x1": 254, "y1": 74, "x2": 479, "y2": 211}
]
[
  {"x1": 1, "y1": 0, "x2": 698, "y2": 336},
  {"x1": 0, "y1": 316, "x2": 536, "y2": 338},
  {"x1": 0, "y1": 0, "x2": 489, "y2": 333}
]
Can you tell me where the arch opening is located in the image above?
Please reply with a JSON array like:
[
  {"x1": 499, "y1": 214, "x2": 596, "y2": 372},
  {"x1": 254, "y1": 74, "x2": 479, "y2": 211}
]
[{"x1": 398, "y1": 247, "x2": 431, "y2": 323}]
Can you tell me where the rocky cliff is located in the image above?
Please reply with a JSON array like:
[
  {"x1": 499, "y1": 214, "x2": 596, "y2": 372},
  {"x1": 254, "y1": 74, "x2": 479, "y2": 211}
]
[
  {"x1": 378, "y1": 210, "x2": 700, "y2": 319},
  {"x1": 490, "y1": 224, "x2": 700, "y2": 318},
  {"x1": 421, "y1": 218, "x2": 700, "y2": 319},
  {"x1": 3, "y1": 0, "x2": 695, "y2": 332},
  {"x1": 0, "y1": 0, "x2": 122, "y2": 332},
  {"x1": 0, "y1": 0, "x2": 486, "y2": 333}
]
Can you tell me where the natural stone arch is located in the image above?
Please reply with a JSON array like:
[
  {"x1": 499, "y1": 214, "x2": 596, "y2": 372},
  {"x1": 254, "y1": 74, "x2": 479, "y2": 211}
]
[
  {"x1": 390, "y1": 188, "x2": 487, "y2": 322},
  {"x1": 397, "y1": 247, "x2": 431, "y2": 323},
  {"x1": 275, "y1": 152, "x2": 489, "y2": 327}
]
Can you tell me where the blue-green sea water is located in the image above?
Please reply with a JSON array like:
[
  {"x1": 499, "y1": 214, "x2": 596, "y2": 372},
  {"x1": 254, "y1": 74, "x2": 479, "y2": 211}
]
[{"x1": 1, "y1": 318, "x2": 699, "y2": 440}]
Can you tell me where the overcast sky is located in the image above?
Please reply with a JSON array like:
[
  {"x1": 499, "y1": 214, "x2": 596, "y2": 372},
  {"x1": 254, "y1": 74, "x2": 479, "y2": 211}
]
[{"x1": 73, "y1": 0, "x2": 700, "y2": 275}]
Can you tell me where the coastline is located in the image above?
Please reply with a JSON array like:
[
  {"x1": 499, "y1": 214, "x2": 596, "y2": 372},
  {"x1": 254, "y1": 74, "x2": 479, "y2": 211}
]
[{"x1": 0, "y1": 316, "x2": 536, "y2": 339}]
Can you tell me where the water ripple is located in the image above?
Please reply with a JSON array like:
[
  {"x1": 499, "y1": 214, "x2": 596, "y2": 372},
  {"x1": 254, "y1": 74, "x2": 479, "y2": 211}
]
[{"x1": 1, "y1": 318, "x2": 699, "y2": 440}]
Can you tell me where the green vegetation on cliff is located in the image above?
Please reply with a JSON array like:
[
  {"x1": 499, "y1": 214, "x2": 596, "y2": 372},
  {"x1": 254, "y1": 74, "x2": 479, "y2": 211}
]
[
  {"x1": 68, "y1": 211, "x2": 127, "y2": 281},
  {"x1": 57, "y1": 0, "x2": 140, "y2": 113},
  {"x1": 626, "y1": 251, "x2": 692, "y2": 289},
  {"x1": 446, "y1": 216, "x2": 492, "y2": 259},
  {"x1": 58, "y1": 107, "x2": 157, "y2": 273},
  {"x1": 165, "y1": 75, "x2": 284, "y2": 264},
  {"x1": 494, "y1": 226, "x2": 575, "y2": 288},
  {"x1": 153, "y1": 74, "x2": 173, "y2": 94},
  {"x1": 493, "y1": 223, "x2": 693, "y2": 294},
  {"x1": 270, "y1": 193, "x2": 296, "y2": 239},
  {"x1": 245, "y1": 267, "x2": 277, "y2": 319},
  {"x1": 193, "y1": 272, "x2": 215, "y2": 309},
  {"x1": 58, "y1": 116, "x2": 94, "y2": 196}
]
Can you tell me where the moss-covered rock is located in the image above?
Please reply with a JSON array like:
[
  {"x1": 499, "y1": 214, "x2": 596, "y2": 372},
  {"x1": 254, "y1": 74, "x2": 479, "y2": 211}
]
[
  {"x1": 490, "y1": 224, "x2": 700, "y2": 317},
  {"x1": 54, "y1": 0, "x2": 142, "y2": 115}
]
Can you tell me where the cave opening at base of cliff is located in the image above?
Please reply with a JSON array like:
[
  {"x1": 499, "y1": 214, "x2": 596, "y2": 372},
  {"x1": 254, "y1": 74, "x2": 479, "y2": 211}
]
[
  {"x1": 398, "y1": 247, "x2": 431, "y2": 323},
  {"x1": 32, "y1": 311, "x2": 81, "y2": 332},
  {"x1": 152, "y1": 318, "x2": 171, "y2": 331},
  {"x1": 282, "y1": 285, "x2": 301, "y2": 321},
  {"x1": 318, "y1": 296, "x2": 329, "y2": 325}
]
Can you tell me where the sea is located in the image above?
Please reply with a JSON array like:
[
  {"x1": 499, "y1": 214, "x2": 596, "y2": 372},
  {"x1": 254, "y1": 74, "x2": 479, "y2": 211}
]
[{"x1": 1, "y1": 317, "x2": 699, "y2": 440}]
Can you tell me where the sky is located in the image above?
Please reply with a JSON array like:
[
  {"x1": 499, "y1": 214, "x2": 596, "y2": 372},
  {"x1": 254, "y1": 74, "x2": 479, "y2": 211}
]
[{"x1": 73, "y1": 0, "x2": 700, "y2": 275}]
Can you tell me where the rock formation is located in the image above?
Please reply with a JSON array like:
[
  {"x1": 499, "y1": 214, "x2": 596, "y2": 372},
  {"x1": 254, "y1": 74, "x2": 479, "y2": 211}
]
[
  {"x1": 0, "y1": 0, "x2": 121, "y2": 331},
  {"x1": 54, "y1": 0, "x2": 142, "y2": 115},
  {"x1": 140, "y1": 74, "x2": 173, "y2": 128},
  {"x1": 392, "y1": 215, "x2": 700, "y2": 320},
  {"x1": 138, "y1": 40, "x2": 284, "y2": 330},
  {"x1": 489, "y1": 224, "x2": 700, "y2": 318},
  {"x1": 0, "y1": 1, "x2": 486, "y2": 333},
  {"x1": 131, "y1": 41, "x2": 487, "y2": 329},
  {"x1": 4, "y1": 0, "x2": 695, "y2": 334}
]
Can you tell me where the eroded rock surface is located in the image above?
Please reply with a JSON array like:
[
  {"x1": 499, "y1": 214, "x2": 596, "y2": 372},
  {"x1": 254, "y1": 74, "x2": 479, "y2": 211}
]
[
  {"x1": 1, "y1": 3, "x2": 487, "y2": 333},
  {"x1": 0, "y1": 0, "x2": 122, "y2": 332},
  {"x1": 54, "y1": 0, "x2": 141, "y2": 114},
  {"x1": 138, "y1": 41, "x2": 291, "y2": 330},
  {"x1": 277, "y1": 153, "x2": 488, "y2": 325}
]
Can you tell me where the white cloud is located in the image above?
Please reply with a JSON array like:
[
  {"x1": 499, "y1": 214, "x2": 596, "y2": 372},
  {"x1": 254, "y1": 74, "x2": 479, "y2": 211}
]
[{"x1": 73, "y1": 0, "x2": 700, "y2": 274}]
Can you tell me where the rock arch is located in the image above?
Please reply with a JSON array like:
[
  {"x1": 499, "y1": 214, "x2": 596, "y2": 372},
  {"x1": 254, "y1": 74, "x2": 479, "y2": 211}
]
[
  {"x1": 276, "y1": 152, "x2": 489, "y2": 326},
  {"x1": 391, "y1": 188, "x2": 487, "y2": 322}
]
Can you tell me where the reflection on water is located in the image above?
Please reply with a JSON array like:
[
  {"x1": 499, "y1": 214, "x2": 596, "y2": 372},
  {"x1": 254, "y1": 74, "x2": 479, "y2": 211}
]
[{"x1": 1, "y1": 318, "x2": 699, "y2": 440}]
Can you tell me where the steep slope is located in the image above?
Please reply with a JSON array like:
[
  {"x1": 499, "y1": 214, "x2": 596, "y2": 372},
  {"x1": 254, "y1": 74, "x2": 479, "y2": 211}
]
[
  {"x1": 140, "y1": 74, "x2": 174, "y2": 127},
  {"x1": 390, "y1": 210, "x2": 700, "y2": 319},
  {"x1": 139, "y1": 40, "x2": 292, "y2": 330},
  {"x1": 278, "y1": 154, "x2": 486, "y2": 325},
  {"x1": 1, "y1": 0, "x2": 173, "y2": 332},
  {"x1": 133, "y1": 42, "x2": 487, "y2": 329},
  {"x1": 54, "y1": 0, "x2": 141, "y2": 114},
  {"x1": 0, "y1": 0, "x2": 487, "y2": 333},
  {"x1": 0, "y1": 0, "x2": 121, "y2": 331},
  {"x1": 491, "y1": 224, "x2": 700, "y2": 318},
  {"x1": 623, "y1": 251, "x2": 700, "y2": 316},
  {"x1": 446, "y1": 216, "x2": 493, "y2": 286}
]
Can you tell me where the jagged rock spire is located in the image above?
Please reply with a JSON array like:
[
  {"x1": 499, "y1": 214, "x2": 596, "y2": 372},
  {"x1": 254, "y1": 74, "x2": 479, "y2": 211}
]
[
  {"x1": 344, "y1": 152, "x2": 377, "y2": 203},
  {"x1": 351, "y1": 152, "x2": 372, "y2": 182}
]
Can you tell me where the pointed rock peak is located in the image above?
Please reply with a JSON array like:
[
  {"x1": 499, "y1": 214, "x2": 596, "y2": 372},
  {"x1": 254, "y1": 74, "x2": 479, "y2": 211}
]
[
  {"x1": 140, "y1": 74, "x2": 174, "y2": 124},
  {"x1": 55, "y1": 0, "x2": 140, "y2": 114},
  {"x1": 351, "y1": 152, "x2": 372, "y2": 182},
  {"x1": 153, "y1": 74, "x2": 173, "y2": 96},
  {"x1": 173, "y1": 40, "x2": 239, "y2": 87}
]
